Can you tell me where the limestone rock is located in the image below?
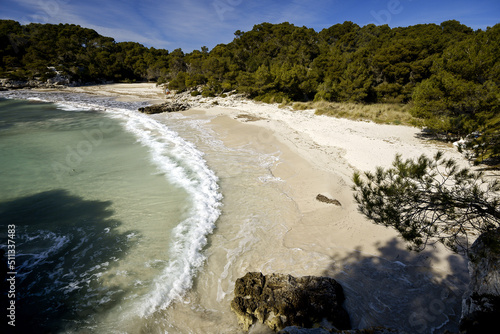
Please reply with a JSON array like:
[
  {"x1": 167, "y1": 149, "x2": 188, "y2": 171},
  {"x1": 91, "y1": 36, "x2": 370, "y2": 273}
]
[
  {"x1": 138, "y1": 102, "x2": 190, "y2": 114},
  {"x1": 231, "y1": 272, "x2": 350, "y2": 332},
  {"x1": 0, "y1": 78, "x2": 72, "y2": 89},
  {"x1": 460, "y1": 229, "x2": 500, "y2": 333},
  {"x1": 316, "y1": 194, "x2": 341, "y2": 206}
]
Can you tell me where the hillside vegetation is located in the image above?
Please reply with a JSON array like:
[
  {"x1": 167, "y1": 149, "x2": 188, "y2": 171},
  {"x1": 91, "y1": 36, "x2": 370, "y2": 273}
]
[{"x1": 1, "y1": 19, "x2": 499, "y2": 163}]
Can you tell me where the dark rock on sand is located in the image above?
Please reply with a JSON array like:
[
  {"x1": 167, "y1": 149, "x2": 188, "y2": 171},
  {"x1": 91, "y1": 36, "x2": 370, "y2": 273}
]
[
  {"x1": 231, "y1": 272, "x2": 350, "y2": 332},
  {"x1": 138, "y1": 102, "x2": 190, "y2": 114},
  {"x1": 316, "y1": 194, "x2": 341, "y2": 206}
]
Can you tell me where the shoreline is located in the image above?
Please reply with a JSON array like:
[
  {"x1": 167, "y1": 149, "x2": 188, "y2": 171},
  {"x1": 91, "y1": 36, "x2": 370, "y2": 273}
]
[
  {"x1": 192, "y1": 97, "x2": 466, "y2": 270},
  {"x1": 28, "y1": 83, "x2": 470, "y2": 332}
]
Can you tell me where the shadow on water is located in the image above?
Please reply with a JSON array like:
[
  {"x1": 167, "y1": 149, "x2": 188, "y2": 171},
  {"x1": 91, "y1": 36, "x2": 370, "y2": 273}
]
[
  {"x1": 0, "y1": 189, "x2": 140, "y2": 333},
  {"x1": 323, "y1": 238, "x2": 470, "y2": 334}
]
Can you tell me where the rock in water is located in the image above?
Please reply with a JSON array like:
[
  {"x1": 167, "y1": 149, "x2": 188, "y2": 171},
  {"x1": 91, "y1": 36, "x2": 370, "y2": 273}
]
[
  {"x1": 460, "y1": 228, "x2": 500, "y2": 333},
  {"x1": 231, "y1": 272, "x2": 351, "y2": 332}
]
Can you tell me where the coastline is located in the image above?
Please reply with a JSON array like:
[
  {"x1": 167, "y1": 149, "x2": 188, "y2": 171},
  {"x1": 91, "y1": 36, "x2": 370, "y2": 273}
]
[
  {"x1": 33, "y1": 83, "x2": 470, "y2": 332},
  {"x1": 81, "y1": 83, "x2": 468, "y2": 267}
]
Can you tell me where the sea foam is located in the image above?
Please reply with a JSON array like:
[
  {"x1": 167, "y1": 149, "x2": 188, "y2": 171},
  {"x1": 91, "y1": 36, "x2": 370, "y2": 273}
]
[
  {"x1": 109, "y1": 108, "x2": 223, "y2": 316},
  {"x1": 0, "y1": 90, "x2": 223, "y2": 316}
]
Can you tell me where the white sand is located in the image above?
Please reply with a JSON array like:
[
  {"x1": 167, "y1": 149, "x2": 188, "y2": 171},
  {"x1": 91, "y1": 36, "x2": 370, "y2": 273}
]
[
  {"x1": 64, "y1": 82, "x2": 166, "y2": 103},
  {"x1": 199, "y1": 100, "x2": 471, "y2": 269}
]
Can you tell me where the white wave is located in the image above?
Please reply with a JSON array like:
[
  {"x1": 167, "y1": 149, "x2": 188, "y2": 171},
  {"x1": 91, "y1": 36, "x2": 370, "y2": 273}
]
[
  {"x1": 54, "y1": 102, "x2": 94, "y2": 112},
  {"x1": 3, "y1": 90, "x2": 223, "y2": 317},
  {"x1": 18, "y1": 231, "x2": 71, "y2": 275},
  {"x1": 258, "y1": 175, "x2": 284, "y2": 183},
  {"x1": 111, "y1": 110, "x2": 222, "y2": 317},
  {"x1": 258, "y1": 151, "x2": 280, "y2": 169}
]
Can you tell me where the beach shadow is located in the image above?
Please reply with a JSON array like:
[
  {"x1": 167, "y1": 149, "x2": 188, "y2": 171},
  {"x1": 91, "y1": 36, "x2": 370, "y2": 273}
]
[
  {"x1": 413, "y1": 129, "x2": 500, "y2": 171},
  {"x1": 323, "y1": 238, "x2": 469, "y2": 334},
  {"x1": 474, "y1": 160, "x2": 500, "y2": 171},
  {"x1": 413, "y1": 128, "x2": 456, "y2": 142},
  {"x1": 0, "y1": 189, "x2": 140, "y2": 333}
]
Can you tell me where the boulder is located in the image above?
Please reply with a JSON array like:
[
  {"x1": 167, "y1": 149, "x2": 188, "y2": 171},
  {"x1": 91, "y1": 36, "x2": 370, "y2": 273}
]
[
  {"x1": 138, "y1": 102, "x2": 190, "y2": 114},
  {"x1": 460, "y1": 229, "x2": 500, "y2": 333},
  {"x1": 231, "y1": 272, "x2": 350, "y2": 332},
  {"x1": 316, "y1": 194, "x2": 341, "y2": 206}
]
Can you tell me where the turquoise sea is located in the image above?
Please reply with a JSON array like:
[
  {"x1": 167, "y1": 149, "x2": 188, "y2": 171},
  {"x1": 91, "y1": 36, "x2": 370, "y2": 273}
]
[{"x1": 0, "y1": 92, "x2": 221, "y2": 332}]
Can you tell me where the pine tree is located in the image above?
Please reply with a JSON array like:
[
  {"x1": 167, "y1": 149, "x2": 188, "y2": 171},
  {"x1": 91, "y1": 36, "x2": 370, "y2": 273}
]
[{"x1": 353, "y1": 152, "x2": 500, "y2": 254}]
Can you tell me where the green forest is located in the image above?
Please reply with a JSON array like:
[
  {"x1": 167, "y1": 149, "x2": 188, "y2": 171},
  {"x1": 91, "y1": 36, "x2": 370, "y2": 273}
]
[{"x1": 1, "y1": 19, "x2": 499, "y2": 163}]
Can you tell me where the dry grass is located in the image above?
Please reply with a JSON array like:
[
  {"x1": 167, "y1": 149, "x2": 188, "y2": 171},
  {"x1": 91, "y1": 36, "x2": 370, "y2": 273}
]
[{"x1": 287, "y1": 101, "x2": 422, "y2": 127}]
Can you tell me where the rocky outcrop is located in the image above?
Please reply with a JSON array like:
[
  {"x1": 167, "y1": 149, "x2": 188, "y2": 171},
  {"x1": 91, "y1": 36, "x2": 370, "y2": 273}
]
[
  {"x1": 0, "y1": 77, "x2": 74, "y2": 90},
  {"x1": 231, "y1": 272, "x2": 350, "y2": 332},
  {"x1": 138, "y1": 102, "x2": 191, "y2": 114},
  {"x1": 1, "y1": 78, "x2": 57, "y2": 89},
  {"x1": 460, "y1": 229, "x2": 500, "y2": 333}
]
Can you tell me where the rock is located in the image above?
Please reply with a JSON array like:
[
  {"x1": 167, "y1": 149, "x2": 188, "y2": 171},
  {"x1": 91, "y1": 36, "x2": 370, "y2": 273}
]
[
  {"x1": 231, "y1": 272, "x2": 350, "y2": 332},
  {"x1": 46, "y1": 67, "x2": 70, "y2": 85},
  {"x1": 138, "y1": 102, "x2": 190, "y2": 114},
  {"x1": 460, "y1": 228, "x2": 500, "y2": 333},
  {"x1": 316, "y1": 194, "x2": 341, "y2": 206},
  {"x1": 0, "y1": 78, "x2": 72, "y2": 89},
  {"x1": 0, "y1": 79, "x2": 28, "y2": 89},
  {"x1": 279, "y1": 326, "x2": 401, "y2": 334}
]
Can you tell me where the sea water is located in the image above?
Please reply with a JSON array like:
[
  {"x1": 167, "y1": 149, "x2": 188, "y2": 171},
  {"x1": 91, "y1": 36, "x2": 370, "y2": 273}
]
[{"x1": 0, "y1": 92, "x2": 221, "y2": 333}]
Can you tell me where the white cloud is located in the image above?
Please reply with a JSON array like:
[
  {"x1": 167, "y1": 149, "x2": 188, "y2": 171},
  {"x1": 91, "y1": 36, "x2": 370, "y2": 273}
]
[
  {"x1": 88, "y1": 24, "x2": 173, "y2": 48},
  {"x1": 134, "y1": 0, "x2": 239, "y2": 49},
  {"x1": 7, "y1": 0, "x2": 175, "y2": 48},
  {"x1": 6, "y1": 0, "x2": 498, "y2": 52}
]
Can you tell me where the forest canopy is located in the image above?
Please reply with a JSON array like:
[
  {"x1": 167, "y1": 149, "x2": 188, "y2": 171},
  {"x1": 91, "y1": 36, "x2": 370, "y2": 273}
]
[{"x1": 1, "y1": 19, "x2": 499, "y2": 162}]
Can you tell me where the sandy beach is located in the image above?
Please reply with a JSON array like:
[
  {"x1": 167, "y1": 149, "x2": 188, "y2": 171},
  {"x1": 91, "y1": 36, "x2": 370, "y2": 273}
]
[
  {"x1": 64, "y1": 82, "x2": 467, "y2": 265},
  {"x1": 58, "y1": 83, "x2": 472, "y2": 332}
]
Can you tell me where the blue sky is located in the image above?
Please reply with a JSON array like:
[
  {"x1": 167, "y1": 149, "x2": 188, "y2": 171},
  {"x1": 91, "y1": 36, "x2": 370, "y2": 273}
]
[{"x1": 1, "y1": 0, "x2": 499, "y2": 52}]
